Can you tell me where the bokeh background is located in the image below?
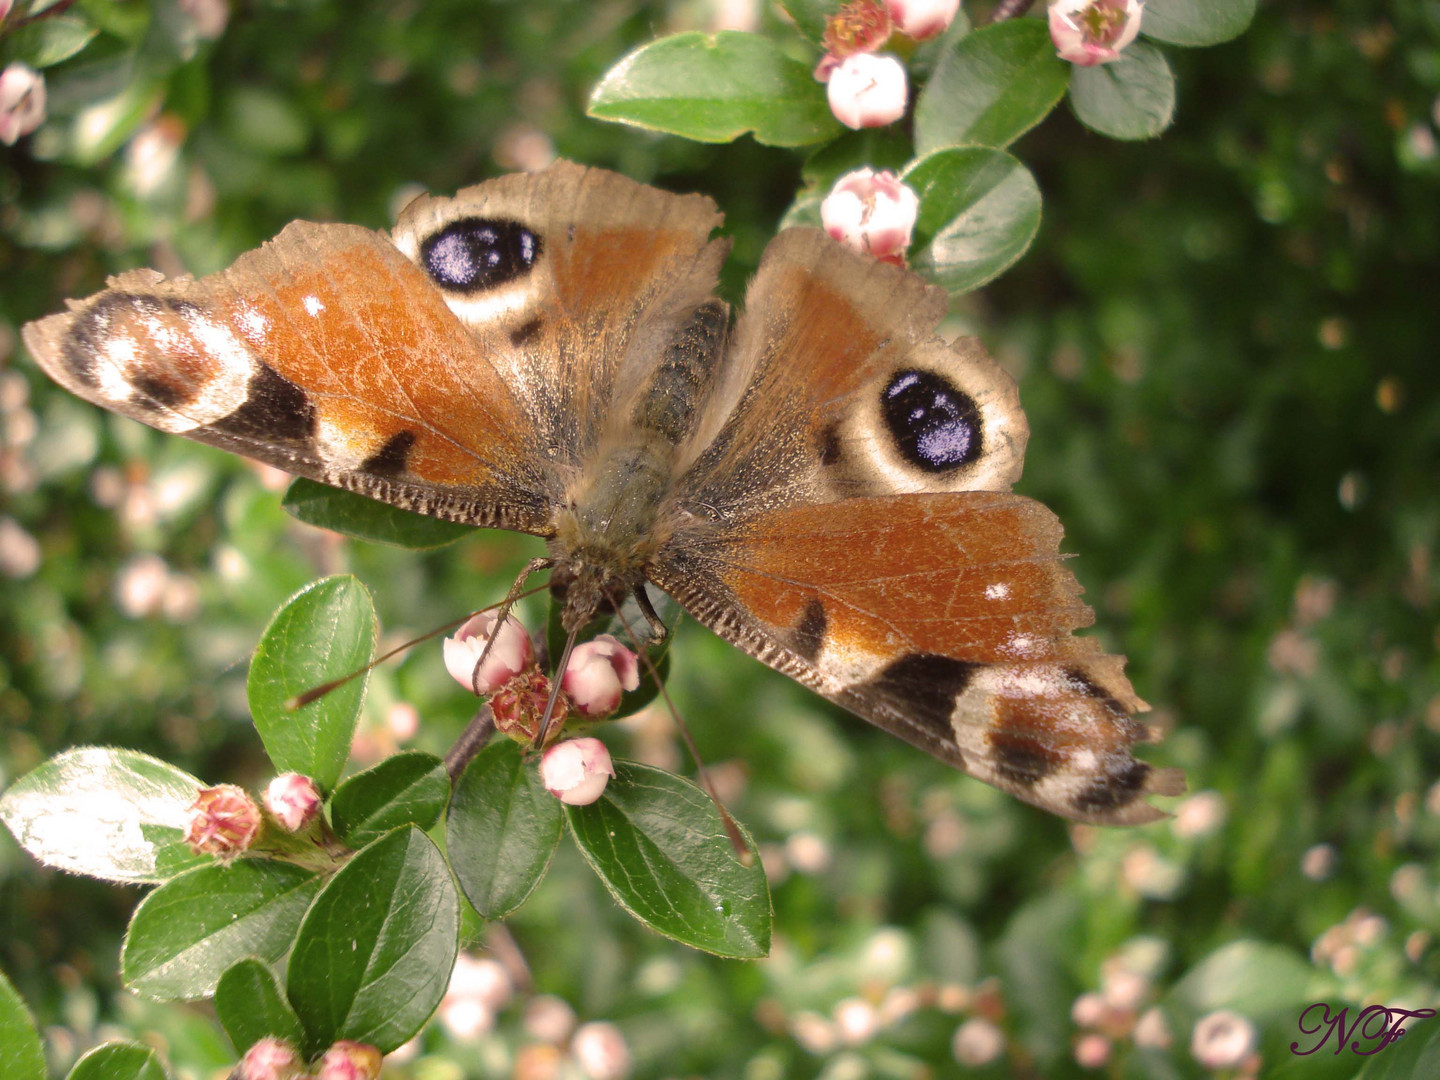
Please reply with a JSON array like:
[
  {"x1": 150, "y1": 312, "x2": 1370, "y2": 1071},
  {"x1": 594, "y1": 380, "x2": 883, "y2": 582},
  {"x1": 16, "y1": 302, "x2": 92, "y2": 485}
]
[{"x1": 1, "y1": 1, "x2": 1437, "y2": 1077}]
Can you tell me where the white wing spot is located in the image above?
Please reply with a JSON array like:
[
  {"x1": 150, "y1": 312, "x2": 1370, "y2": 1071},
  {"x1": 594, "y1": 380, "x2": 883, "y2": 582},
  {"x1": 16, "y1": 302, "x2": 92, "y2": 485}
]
[
  {"x1": 985, "y1": 583, "x2": 1010, "y2": 600},
  {"x1": 303, "y1": 295, "x2": 325, "y2": 316}
]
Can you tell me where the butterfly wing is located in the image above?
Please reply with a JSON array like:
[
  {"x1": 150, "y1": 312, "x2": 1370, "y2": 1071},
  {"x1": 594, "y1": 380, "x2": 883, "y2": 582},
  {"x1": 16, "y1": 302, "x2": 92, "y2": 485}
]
[
  {"x1": 23, "y1": 161, "x2": 726, "y2": 535},
  {"x1": 653, "y1": 230, "x2": 1182, "y2": 824}
]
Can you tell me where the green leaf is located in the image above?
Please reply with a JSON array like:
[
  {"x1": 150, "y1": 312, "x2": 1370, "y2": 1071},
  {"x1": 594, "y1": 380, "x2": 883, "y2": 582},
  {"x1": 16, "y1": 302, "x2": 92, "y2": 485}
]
[
  {"x1": 287, "y1": 827, "x2": 459, "y2": 1054},
  {"x1": 215, "y1": 959, "x2": 305, "y2": 1055},
  {"x1": 914, "y1": 20, "x2": 1069, "y2": 153},
  {"x1": 1069, "y1": 42, "x2": 1175, "y2": 141},
  {"x1": 779, "y1": 0, "x2": 838, "y2": 44},
  {"x1": 248, "y1": 576, "x2": 377, "y2": 792},
  {"x1": 5, "y1": 15, "x2": 100, "y2": 69},
  {"x1": 282, "y1": 479, "x2": 475, "y2": 550},
  {"x1": 1141, "y1": 0, "x2": 1256, "y2": 47},
  {"x1": 0, "y1": 969, "x2": 46, "y2": 1080},
  {"x1": 800, "y1": 127, "x2": 914, "y2": 192},
  {"x1": 122, "y1": 860, "x2": 322, "y2": 1001},
  {"x1": 589, "y1": 32, "x2": 841, "y2": 147},
  {"x1": 1352, "y1": 1013, "x2": 1440, "y2": 1079},
  {"x1": 66, "y1": 1042, "x2": 169, "y2": 1080},
  {"x1": 0, "y1": 747, "x2": 208, "y2": 884},
  {"x1": 223, "y1": 85, "x2": 311, "y2": 156},
  {"x1": 447, "y1": 740, "x2": 562, "y2": 919},
  {"x1": 1169, "y1": 941, "x2": 1320, "y2": 1021},
  {"x1": 566, "y1": 761, "x2": 770, "y2": 958},
  {"x1": 329, "y1": 751, "x2": 449, "y2": 850},
  {"x1": 905, "y1": 147, "x2": 1041, "y2": 293}
]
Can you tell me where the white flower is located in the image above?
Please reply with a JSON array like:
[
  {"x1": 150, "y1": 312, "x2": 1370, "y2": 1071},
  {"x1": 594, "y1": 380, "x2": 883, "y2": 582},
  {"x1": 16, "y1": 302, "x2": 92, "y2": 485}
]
[
  {"x1": 0, "y1": 62, "x2": 45, "y2": 146},
  {"x1": 821, "y1": 167, "x2": 919, "y2": 263},
  {"x1": 264, "y1": 773, "x2": 323, "y2": 832},
  {"x1": 444, "y1": 611, "x2": 533, "y2": 695},
  {"x1": 826, "y1": 52, "x2": 908, "y2": 130},
  {"x1": 572, "y1": 1021, "x2": 632, "y2": 1080},
  {"x1": 887, "y1": 0, "x2": 960, "y2": 40},
  {"x1": 951, "y1": 1016, "x2": 1005, "y2": 1066},
  {"x1": 540, "y1": 738, "x2": 615, "y2": 806},
  {"x1": 1190, "y1": 1010, "x2": 1257, "y2": 1070},
  {"x1": 561, "y1": 634, "x2": 640, "y2": 717},
  {"x1": 1048, "y1": 0, "x2": 1144, "y2": 67}
]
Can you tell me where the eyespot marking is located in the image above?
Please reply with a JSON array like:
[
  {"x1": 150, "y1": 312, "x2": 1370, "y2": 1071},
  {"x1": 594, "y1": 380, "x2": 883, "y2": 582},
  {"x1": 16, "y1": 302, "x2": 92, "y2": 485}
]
[
  {"x1": 818, "y1": 422, "x2": 842, "y2": 467},
  {"x1": 420, "y1": 218, "x2": 541, "y2": 294},
  {"x1": 881, "y1": 369, "x2": 982, "y2": 473}
]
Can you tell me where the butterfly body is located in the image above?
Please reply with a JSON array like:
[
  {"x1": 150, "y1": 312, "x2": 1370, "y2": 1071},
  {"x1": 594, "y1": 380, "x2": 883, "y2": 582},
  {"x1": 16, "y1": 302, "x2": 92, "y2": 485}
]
[{"x1": 23, "y1": 160, "x2": 1183, "y2": 825}]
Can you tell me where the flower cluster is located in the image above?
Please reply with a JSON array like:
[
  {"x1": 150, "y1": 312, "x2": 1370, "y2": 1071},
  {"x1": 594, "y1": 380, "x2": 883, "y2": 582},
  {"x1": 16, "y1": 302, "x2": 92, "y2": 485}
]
[
  {"x1": 443, "y1": 612, "x2": 638, "y2": 804},
  {"x1": 236, "y1": 1038, "x2": 382, "y2": 1080},
  {"x1": 814, "y1": 0, "x2": 959, "y2": 131}
]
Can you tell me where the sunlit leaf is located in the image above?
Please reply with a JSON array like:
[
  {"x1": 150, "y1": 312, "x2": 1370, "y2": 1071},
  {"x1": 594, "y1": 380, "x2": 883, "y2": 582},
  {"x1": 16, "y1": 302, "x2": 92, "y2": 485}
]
[
  {"x1": 0, "y1": 748, "x2": 207, "y2": 884},
  {"x1": 215, "y1": 959, "x2": 305, "y2": 1055},
  {"x1": 1069, "y1": 42, "x2": 1175, "y2": 140},
  {"x1": 0, "y1": 970, "x2": 46, "y2": 1080}
]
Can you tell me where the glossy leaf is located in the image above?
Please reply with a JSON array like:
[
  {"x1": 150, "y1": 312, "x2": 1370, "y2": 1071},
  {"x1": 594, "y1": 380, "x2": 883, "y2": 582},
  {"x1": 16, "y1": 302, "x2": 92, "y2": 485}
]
[
  {"x1": 800, "y1": 127, "x2": 914, "y2": 193},
  {"x1": 915, "y1": 20, "x2": 1069, "y2": 153},
  {"x1": 1069, "y1": 42, "x2": 1176, "y2": 141},
  {"x1": 1142, "y1": 0, "x2": 1256, "y2": 46},
  {"x1": 282, "y1": 479, "x2": 474, "y2": 550},
  {"x1": 905, "y1": 147, "x2": 1041, "y2": 293},
  {"x1": 589, "y1": 32, "x2": 840, "y2": 147},
  {"x1": 66, "y1": 1042, "x2": 169, "y2": 1080},
  {"x1": 0, "y1": 748, "x2": 207, "y2": 884},
  {"x1": 5, "y1": 15, "x2": 100, "y2": 69},
  {"x1": 122, "y1": 860, "x2": 322, "y2": 1001},
  {"x1": 779, "y1": 0, "x2": 838, "y2": 44},
  {"x1": 447, "y1": 740, "x2": 562, "y2": 919},
  {"x1": 214, "y1": 959, "x2": 305, "y2": 1055},
  {"x1": 248, "y1": 576, "x2": 376, "y2": 792},
  {"x1": 566, "y1": 761, "x2": 770, "y2": 958},
  {"x1": 287, "y1": 827, "x2": 459, "y2": 1054},
  {"x1": 0, "y1": 969, "x2": 46, "y2": 1080},
  {"x1": 1169, "y1": 940, "x2": 1317, "y2": 1020},
  {"x1": 329, "y1": 750, "x2": 449, "y2": 850}
]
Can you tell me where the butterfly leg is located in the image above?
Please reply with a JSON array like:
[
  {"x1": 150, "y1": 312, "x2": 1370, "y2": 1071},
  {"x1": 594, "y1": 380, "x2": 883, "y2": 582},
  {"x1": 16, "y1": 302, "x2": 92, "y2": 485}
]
[{"x1": 634, "y1": 585, "x2": 670, "y2": 647}]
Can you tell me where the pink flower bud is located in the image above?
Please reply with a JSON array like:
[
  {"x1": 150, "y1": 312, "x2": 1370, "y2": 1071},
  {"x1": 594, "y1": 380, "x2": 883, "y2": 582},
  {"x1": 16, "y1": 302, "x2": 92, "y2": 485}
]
[
  {"x1": 821, "y1": 167, "x2": 919, "y2": 264},
  {"x1": 571, "y1": 1021, "x2": 632, "y2": 1080},
  {"x1": 887, "y1": 0, "x2": 959, "y2": 40},
  {"x1": 540, "y1": 738, "x2": 615, "y2": 806},
  {"x1": 0, "y1": 63, "x2": 46, "y2": 146},
  {"x1": 826, "y1": 52, "x2": 908, "y2": 130},
  {"x1": 184, "y1": 784, "x2": 261, "y2": 862},
  {"x1": 264, "y1": 773, "x2": 323, "y2": 832},
  {"x1": 1049, "y1": 0, "x2": 1144, "y2": 67},
  {"x1": 315, "y1": 1040, "x2": 382, "y2": 1080},
  {"x1": 560, "y1": 635, "x2": 640, "y2": 718},
  {"x1": 236, "y1": 1037, "x2": 305, "y2": 1080},
  {"x1": 0, "y1": 2, "x2": 13, "y2": 23},
  {"x1": 444, "y1": 612, "x2": 533, "y2": 695},
  {"x1": 1189, "y1": 1010, "x2": 1256, "y2": 1070}
]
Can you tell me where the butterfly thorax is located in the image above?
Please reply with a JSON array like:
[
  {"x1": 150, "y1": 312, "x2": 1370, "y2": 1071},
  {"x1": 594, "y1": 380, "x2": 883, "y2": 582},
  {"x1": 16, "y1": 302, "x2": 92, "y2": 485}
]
[{"x1": 548, "y1": 299, "x2": 731, "y2": 632}]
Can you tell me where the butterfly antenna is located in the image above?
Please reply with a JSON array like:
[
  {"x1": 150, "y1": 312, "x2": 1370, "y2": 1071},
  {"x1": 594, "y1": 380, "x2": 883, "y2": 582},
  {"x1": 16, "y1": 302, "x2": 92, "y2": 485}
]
[
  {"x1": 534, "y1": 622, "x2": 582, "y2": 748},
  {"x1": 607, "y1": 590, "x2": 752, "y2": 864},
  {"x1": 285, "y1": 572, "x2": 553, "y2": 710}
]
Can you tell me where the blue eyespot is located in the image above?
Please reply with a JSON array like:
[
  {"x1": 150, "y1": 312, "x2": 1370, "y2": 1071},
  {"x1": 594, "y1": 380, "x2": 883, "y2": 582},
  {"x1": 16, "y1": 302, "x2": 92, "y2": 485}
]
[
  {"x1": 881, "y1": 369, "x2": 982, "y2": 473},
  {"x1": 420, "y1": 218, "x2": 540, "y2": 293}
]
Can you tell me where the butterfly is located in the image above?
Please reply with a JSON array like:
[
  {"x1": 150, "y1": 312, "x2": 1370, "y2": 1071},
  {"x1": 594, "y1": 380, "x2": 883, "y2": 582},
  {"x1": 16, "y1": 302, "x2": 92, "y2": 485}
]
[{"x1": 23, "y1": 160, "x2": 1183, "y2": 825}]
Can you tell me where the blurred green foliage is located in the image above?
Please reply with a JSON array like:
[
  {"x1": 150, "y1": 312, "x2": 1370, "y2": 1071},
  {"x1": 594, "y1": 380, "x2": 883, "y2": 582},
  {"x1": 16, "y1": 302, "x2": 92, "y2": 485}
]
[{"x1": 1, "y1": 1, "x2": 1437, "y2": 1078}]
